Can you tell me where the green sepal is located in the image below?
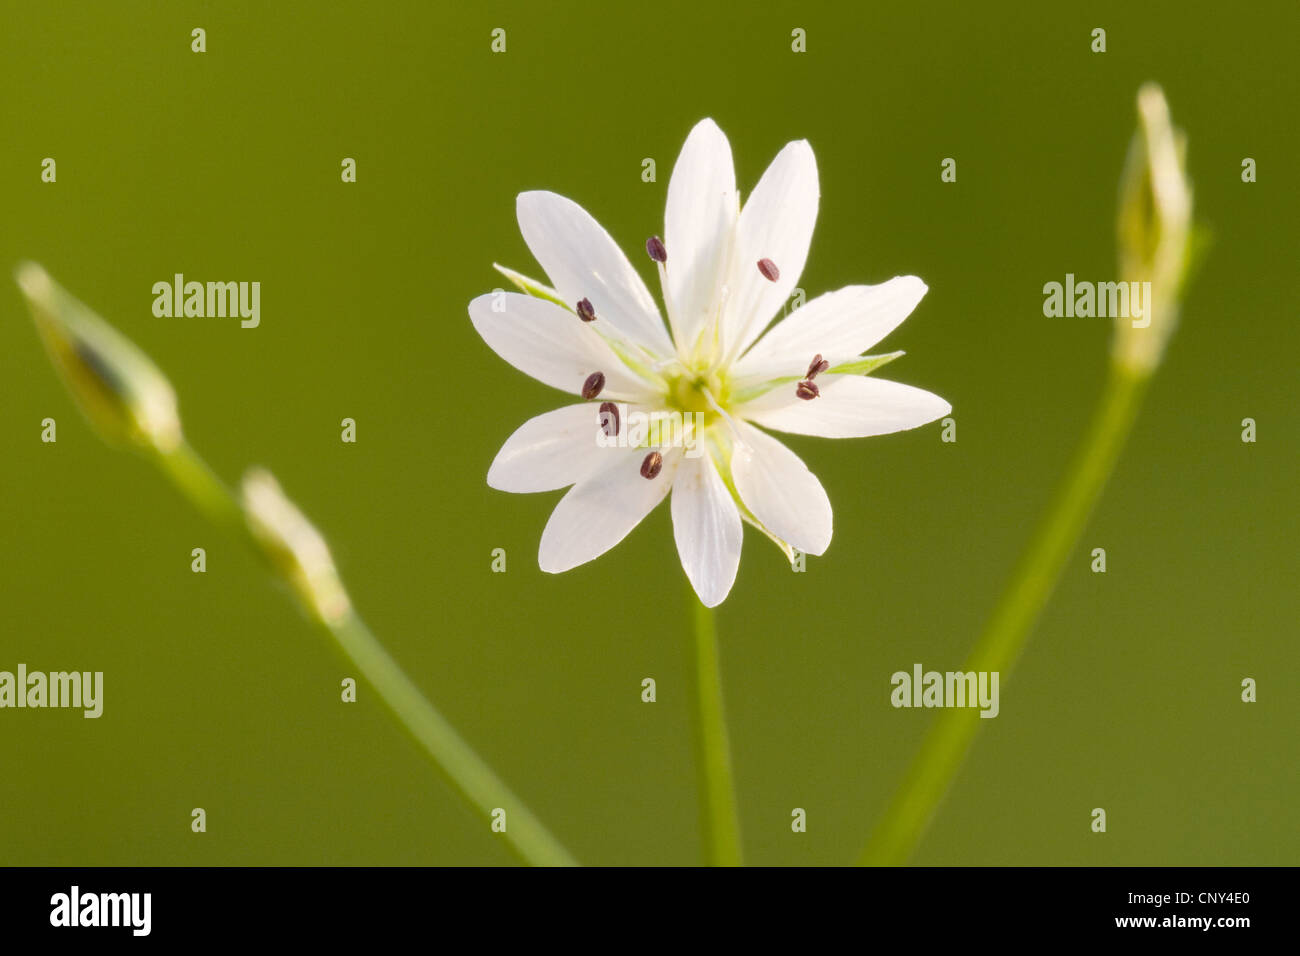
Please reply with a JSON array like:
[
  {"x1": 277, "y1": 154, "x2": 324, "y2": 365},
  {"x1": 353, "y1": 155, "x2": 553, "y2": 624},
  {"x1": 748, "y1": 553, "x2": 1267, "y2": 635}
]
[
  {"x1": 730, "y1": 351, "x2": 906, "y2": 405},
  {"x1": 492, "y1": 264, "x2": 569, "y2": 310}
]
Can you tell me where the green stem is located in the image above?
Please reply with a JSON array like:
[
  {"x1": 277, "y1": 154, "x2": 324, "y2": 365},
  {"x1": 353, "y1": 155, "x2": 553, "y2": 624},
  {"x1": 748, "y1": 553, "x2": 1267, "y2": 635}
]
[
  {"x1": 333, "y1": 611, "x2": 578, "y2": 866},
  {"x1": 686, "y1": 594, "x2": 743, "y2": 865},
  {"x1": 154, "y1": 440, "x2": 245, "y2": 532},
  {"x1": 153, "y1": 439, "x2": 578, "y2": 866},
  {"x1": 858, "y1": 363, "x2": 1149, "y2": 865}
]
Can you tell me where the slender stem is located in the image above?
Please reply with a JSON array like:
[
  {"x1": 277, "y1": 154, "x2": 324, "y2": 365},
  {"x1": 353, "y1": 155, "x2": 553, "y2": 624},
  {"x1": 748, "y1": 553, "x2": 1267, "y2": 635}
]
[
  {"x1": 858, "y1": 363, "x2": 1149, "y2": 865},
  {"x1": 686, "y1": 594, "x2": 743, "y2": 866},
  {"x1": 332, "y1": 611, "x2": 578, "y2": 866},
  {"x1": 152, "y1": 439, "x2": 578, "y2": 866},
  {"x1": 154, "y1": 439, "x2": 245, "y2": 532}
]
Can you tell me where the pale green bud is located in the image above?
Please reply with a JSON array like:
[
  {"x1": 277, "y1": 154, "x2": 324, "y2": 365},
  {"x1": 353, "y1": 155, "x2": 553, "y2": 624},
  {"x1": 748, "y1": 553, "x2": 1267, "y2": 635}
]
[
  {"x1": 241, "y1": 468, "x2": 352, "y2": 627},
  {"x1": 16, "y1": 262, "x2": 182, "y2": 452},
  {"x1": 1114, "y1": 84, "x2": 1195, "y2": 374}
]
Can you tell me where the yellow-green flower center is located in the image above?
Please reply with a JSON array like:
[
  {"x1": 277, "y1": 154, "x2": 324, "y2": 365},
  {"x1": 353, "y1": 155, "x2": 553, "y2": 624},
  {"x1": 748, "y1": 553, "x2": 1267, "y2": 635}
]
[{"x1": 665, "y1": 367, "x2": 729, "y2": 417}]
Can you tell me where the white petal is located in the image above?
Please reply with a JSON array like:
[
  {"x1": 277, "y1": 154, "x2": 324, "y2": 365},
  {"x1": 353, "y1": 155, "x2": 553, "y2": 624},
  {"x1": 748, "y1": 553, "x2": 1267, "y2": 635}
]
[
  {"x1": 720, "y1": 140, "x2": 819, "y2": 361},
  {"x1": 468, "y1": 292, "x2": 655, "y2": 400},
  {"x1": 730, "y1": 422, "x2": 832, "y2": 556},
  {"x1": 488, "y1": 404, "x2": 630, "y2": 493},
  {"x1": 671, "y1": 452, "x2": 743, "y2": 607},
  {"x1": 538, "y1": 448, "x2": 680, "y2": 573},
  {"x1": 516, "y1": 191, "x2": 676, "y2": 357},
  {"x1": 731, "y1": 278, "x2": 928, "y2": 385},
  {"x1": 738, "y1": 375, "x2": 951, "y2": 439},
  {"x1": 665, "y1": 119, "x2": 737, "y2": 353}
]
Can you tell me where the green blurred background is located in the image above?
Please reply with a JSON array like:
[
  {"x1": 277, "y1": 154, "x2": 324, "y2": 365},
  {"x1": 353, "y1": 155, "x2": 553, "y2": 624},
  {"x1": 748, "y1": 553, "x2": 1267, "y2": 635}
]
[{"x1": 1, "y1": 0, "x2": 1295, "y2": 865}]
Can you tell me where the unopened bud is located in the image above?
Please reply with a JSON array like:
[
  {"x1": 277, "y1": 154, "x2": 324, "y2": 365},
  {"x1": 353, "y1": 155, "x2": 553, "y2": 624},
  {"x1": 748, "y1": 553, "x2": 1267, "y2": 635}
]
[
  {"x1": 1114, "y1": 84, "x2": 1195, "y2": 374},
  {"x1": 16, "y1": 262, "x2": 182, "y2": 452},
  {"x1": 241, "y1": 468, "x2": 352, "y2": 626}
]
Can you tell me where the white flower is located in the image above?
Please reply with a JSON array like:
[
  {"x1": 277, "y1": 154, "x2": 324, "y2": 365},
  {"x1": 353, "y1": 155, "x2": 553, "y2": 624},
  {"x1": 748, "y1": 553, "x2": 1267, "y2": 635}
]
[{"x1": 470, "y1": 119, "x2": 950, "y2": 607}]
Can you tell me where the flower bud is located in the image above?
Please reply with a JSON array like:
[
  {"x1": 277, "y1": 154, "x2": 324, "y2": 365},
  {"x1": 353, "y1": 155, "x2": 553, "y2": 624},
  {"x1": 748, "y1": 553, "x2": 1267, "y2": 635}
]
[
  {"x1": 241, "y1": 468, "x2": 352, "y2": 626},
  {"x1": 15, "y1": 262, "x2": 182, "y2": 452},
  {"x1": 1113, "y1": 84, "x2": 1195, "y2": 374}
]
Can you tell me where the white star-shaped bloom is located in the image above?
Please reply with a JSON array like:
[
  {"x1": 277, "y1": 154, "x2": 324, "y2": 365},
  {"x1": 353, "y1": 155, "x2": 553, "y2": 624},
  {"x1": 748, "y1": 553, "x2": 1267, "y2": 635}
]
[{"x1": 470, "y1": 119, "x2": 950, "y2": 607}]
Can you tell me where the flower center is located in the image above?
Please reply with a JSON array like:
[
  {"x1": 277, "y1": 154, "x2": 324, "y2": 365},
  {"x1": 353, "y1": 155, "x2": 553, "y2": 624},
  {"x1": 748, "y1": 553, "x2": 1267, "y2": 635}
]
[{"x1": 666, "y1": 368, "x2": 727, "y2": 416}]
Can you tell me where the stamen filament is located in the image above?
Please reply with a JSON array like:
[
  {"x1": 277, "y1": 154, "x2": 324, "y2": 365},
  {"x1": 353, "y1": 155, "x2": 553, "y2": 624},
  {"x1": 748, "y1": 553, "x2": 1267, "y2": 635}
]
[{"x1": 700, "y1": 385, "x2": 746, "y2": 450}]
